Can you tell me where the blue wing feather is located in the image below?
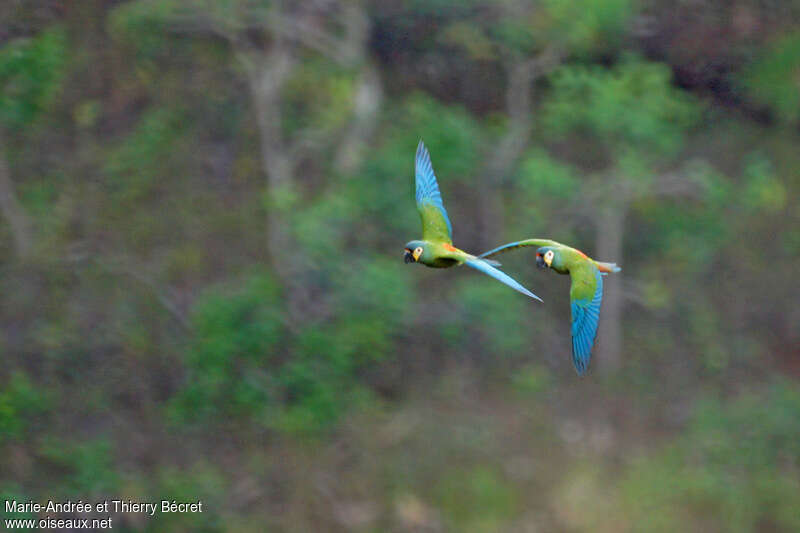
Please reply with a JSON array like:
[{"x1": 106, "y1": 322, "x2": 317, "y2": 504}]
[
  {"x1": 477, "y1": 239, "x2": 559, "y2": 259},
  {"x1": 416, "y1": 140, "x2": 453, "y2": 239},
  {"x1": 477, "y1": 240, "x2": 526, "y2": 259},
  {"x1": 570, "y1": 268, "x2": 603, "y2": 375},
  {"x1": 464, "y1": 257, "x2": 542, "y2": 302}
]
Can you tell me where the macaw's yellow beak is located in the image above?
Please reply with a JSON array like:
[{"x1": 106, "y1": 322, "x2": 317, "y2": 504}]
[
  {"x1": 412, "y1": 247, "x2": 423, "y2": 261},
  {"x1": 404, "y1": 248, "x2": 414, "y2": 263},
  {"x1": 544, "y1": 254, "x2": 552, "y2": 267}
]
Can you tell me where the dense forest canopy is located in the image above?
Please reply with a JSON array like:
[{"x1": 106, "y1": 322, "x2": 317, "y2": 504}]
[{"x1": 1, "y1": 1, "x2": 799, "y2": 531}]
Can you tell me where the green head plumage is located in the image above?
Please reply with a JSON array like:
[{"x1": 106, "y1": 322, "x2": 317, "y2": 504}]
[
  {"x1": 404, "y1": 240, "x2": 427, "y2": 264},
  {"x1": 536, "y1": 246, "x2": 566, "y2": 273}
]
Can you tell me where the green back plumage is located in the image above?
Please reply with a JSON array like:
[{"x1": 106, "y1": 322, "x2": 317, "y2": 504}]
[{"x1": 565, "y1": 253, "x2": 599, "y2": 302}]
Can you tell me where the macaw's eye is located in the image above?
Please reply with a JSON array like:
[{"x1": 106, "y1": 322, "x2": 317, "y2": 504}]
[
  {"x1": 413, "y1": 246, "x2": 423, "y2": 261},
  {"x1": 544, "y1": 250, "x2": 555, "y2": 266}
]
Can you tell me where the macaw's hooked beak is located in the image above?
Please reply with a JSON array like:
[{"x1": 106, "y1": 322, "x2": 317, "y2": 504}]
[
  {"x1": 536, "y1": 254, "x2": 546, "y2": 269},
  {"x1": 404, "y1": 248, "x2": 414, "y2": 264}
]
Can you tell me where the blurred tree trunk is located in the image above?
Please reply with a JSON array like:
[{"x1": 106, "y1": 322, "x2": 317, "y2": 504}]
[
  {"x1": 595, "y1": 205, "x2": 626, "y2": 374},
  {"x1": 333, "y1": 63, "x2": 383, "y2": 175},
  {"x1": 241, "y1": 43, "x2": 294, "y2": 248},
  {"x1": 591, "y1": 171, "x2": 702, "y2": 374},
  {"x1": 161, "y1": 0, "x2": 373, "y2": 323},
  {"x1": 478, "y1": 59, "x2": 533, "y2": 248},
  {"x1": 0, "y1": 144, "x2": 33, "y2": 259},
  {"x1": 479, "y1": 48, "x2": 560, "y2": 248},
  {"x1": 238, "y1": 42, "x2": 310, "y2": 324},
  {"x1": 231, "y1": 1, "x2": 371, "y2": 324}
]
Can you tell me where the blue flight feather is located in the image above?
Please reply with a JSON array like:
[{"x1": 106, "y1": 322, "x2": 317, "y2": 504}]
[
  {"x1": 415, "y1": 140, "x2": 453, "y2": 238},
  {"x1": 477, "y1": 240, "x2": 525, "y2": 259},
  {"x1": 570, "y1": 267, "x2": 603, "y2": 375},
  {"x1": 464, "y1": 257, "x2": 542, "y2": 302}
]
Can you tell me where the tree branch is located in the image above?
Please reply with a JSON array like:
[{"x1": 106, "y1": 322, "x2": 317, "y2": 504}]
[
  {"x1": 0, "y1": 141, "x2": 34, "y2": 259},
  {"x1": 333, "y1": 62, "x2": 383, "y2": 174},
  {"x1": 92, "y1": 257, "x2": 191, "y2": 332}
]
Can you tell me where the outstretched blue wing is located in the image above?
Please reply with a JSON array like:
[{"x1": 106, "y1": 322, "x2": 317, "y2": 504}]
[
  {"x1": 569, "y1": 267, "x2": 603, "y2": 376},
  {"x1": 464, "y1": 257, "x2": 542, "y2": 302},
  {"x1": 416, "y1": 140, "x2": 453, "y2": 243},
  {"x1": 478, "y1": 239, "x2": 559, "y2": 259}
]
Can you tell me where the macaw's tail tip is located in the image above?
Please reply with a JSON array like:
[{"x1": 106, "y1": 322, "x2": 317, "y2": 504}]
[{"x1": 597, "y1": 261, "x2": 621, "y2": 274}]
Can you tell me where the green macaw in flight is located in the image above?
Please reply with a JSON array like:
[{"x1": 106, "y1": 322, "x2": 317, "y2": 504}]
[
  {"x1": 479, "y1": 239, "x2": 621, "y2": 375},
  {"x1": 404, "y1": 141, "x2": 541, "y2": 302}
]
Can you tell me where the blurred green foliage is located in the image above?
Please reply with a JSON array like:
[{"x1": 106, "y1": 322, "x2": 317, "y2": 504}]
[
  {"x1": 543, "y1": 57, "x2": 700, "y2": 156},
  {"x1": 518, "y1": 148, "x2": 580, "y2": 200},
  {"x1": 443, "y1": 281, "x2": 530, "y2": 357},
  {"x1": 443, "y1": 0, "x2": 632, "y2": 58},
  {"x1": 170, "y1": 257, "x2": 412, "y2": 436},
  {"x1": 0, "y1": 373, "x2": 50, "y2": 443},
  {"x1": 622, "y1": 382, "x2": 800, "y2": 532},
  {"x1": 0, "y1": 27, "x2": 66, "y2": 130},
  {"x1": 436, "y1": 466, "x2": 517, "y2": 532},
  {"x1": 39, "y1": 437, "x2": 120, "y2": 497},
  {"x1": 169, "y1": 272, "x2": 283, "y2": 424},
  {"x1": 541, "y1": 0, "x2": 632, "y2": 56},
  {"x1": 741, "y1": 32, "x2": 800, "y2": 123},
  {"x1": 105, "y1": 107, "x2": 191, "y2": 206},
  {"x1": 354, "y1": 94, "x2": 482, "y2": 238},
  {"x1": 742, "y1": 151, "x2": 787, "y2": 213}
]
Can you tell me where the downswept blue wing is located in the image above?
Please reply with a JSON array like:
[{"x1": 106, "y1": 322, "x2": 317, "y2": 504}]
[
  {"x1": 464, "y1": 257, "x2": 542, "y2": 302},
  {"x1": 416, "y1": 140, "x2": 453, "y2": 243},
  {"x1": 570, "y1": 268, "x2": 603, "y2": 375}
]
